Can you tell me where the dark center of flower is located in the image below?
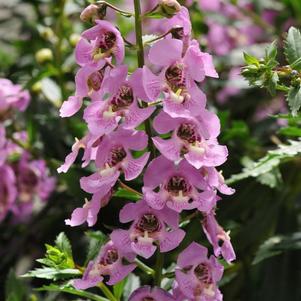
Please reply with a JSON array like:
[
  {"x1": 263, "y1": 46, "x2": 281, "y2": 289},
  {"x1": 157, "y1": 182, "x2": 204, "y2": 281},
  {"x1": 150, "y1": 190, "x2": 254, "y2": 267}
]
[
  {"x1": 165, "y1": 175, "x2": 191, "y2": 195},
  {"x1": 142, "y1": 297, "x2": 155, "y2": 301},
  {"x1": 136, "y1": 214, "x2": 160, "y2": 233},
  {"x1": 19, "y1": 168, "x2": 39, "y2": 190},
  {"x1": 98, "y1": 31, "x2": 116, "y2": 52},
  {"x1": 111, "y1": 84, "x2": 134, "y2": 111},
  {"x1": 108, "y1": 146, "x2": 127, "y2": 167},
  {"x1": 171, "y1": 27, "x2": 184, "y2": 40},
  {"x1": 194, "y1": 263, "x2": 212, "y2": 284},
  {"x1": 99, "y1": 248, "x2": 119, "y2": 266},
  {"x1": 0, "y1": 179, "x2": 9, "y2": 213},
  {"x1": 88, "y1": 71, "x2": 104, "y2": 91},
  {"x1": 165, "y1": 63, "x2": 186, "y2": 91},
  {"x1": 177, "y1": 122, "x2": 200, "y2": 144}
]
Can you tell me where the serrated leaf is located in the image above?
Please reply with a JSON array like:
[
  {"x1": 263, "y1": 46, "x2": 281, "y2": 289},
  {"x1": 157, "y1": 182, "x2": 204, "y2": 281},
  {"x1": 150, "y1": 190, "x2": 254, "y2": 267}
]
[
  {"x1": 285, "y1": 27, "x2": 301, "y2": 68},
  {"x1": 227, "y1": 139, "x2": 301, "y2": 184},
  {"x1": 55, "y1": 232, "x2": 73, "y2": 258},
  {"x1": 37, "y1": 284, "x2": 109, "y2": 301},
  {"x1": 265, "y1": 40, "x2": 278, "y2": 62},
  {"x1": 22, "y1": 268, "x2": 81, "y2": 280},
  {"x1": 287, "y1": 85, "x2": 301, "y2": 116},
  {"x1": 257, "y1": 167, "x2": 282, "y2": 188},
  {"x1": 85, "y1": 231, "x2": 107, "y2": 264},
  {"x1": 253, "y1": 232, "x2": 301, "y2": 265}
]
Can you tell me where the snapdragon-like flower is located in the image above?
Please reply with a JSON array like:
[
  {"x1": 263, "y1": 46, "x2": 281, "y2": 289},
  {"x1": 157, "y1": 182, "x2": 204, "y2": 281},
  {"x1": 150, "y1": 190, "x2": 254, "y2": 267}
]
[
  {"x1": 129, "y1": 286, "x2": 175, "y2": 301},
  {"x1": 142, "y1": 38, "x2": 217, "y2": 118},
  {"x1": 152, "y1": 111, "x2": 228, "y2": 169},
  {"x1": 65, "y1": 188, "x2": 112, "y2": 227},
  {"x1": 143, "y1": 156, "x2": 217, "y2": 213},
  {"x1": 111, "y1": 200, "x2": 185, "y2": 259},
  {"x1": 0, "y1": 78, "x2": 30, "y2": 116},
  {"x1": 84, "y1": 65, "x2": 155, "y2": 136},
  {"x1": 74, "y1": 240, "x2": 136, "y2": 289},
  {"x1": 176, "y1": 242, "x2": 223, "y2": 301},
  {"x1": 202, "y1": 212, "x2": 236, "y2": 263},
  {"x1": 80, "y1": 128, "x2": 149, "y2": 194},
  {"x1": 75, "y1": 20, "x2": 125, "y2": 66}
]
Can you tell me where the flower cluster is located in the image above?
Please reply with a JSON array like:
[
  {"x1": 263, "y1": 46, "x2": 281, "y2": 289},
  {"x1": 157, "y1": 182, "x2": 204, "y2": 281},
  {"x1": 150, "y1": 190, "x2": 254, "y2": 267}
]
[
  {"x1": 0, "y1": 79, "x2": 55, "y2": 223},
  {"x1": 59, "y1": 1, "x2": 235, "y2": 300}
]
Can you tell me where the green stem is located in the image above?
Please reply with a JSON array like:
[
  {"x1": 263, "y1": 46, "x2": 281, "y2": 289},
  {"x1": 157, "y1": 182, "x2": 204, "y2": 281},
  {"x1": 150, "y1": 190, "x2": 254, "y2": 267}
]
[
  {"x1": 154, "y1": 251, "x2": 164, "y2": 287},
  {"x1": 98, "y1": 283, "x2": 118, "y2": 301},
  {"x1": 135, "y1": 258, "x2": 155, "y2": 276},
  {"x1": 96, "y1": 1, "x2": 133, "y2": 17},
  {"x1": 134, "y1": 0, "x2": 156, "y2": 159}
]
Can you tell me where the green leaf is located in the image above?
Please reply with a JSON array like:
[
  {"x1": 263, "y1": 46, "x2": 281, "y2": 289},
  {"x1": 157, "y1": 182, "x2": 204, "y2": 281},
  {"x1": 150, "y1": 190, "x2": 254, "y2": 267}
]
[
  {"x1": 22, "y1": 268, "x2": 81, "y2": 280},
  {"x1": 113, "y1": 278, "x2": 127, "y2": 300},
  {"x1": 55, "y1": 232, "x2": 73, "y2": 259},
  {"x1": 265, "y1": 40, "x2": 278, "y2": 63},
  {"x1": 227, "y1": 139, "x2": 301, "y2": 184},
  {"x1": 279, "y1": 126, "x2": 301, "y2": 137},
  {"x1": 253, "y1": 232, "x2": 301, "y2": 265},
  {"x1": 287, "y1": 85, "x2": 301, "y2": 116},
  {"x1": 113, "y1": 188, "x2": 141, "y2": 201},
  {"x1": 85, "y1": 231, "x2": 107, "y2": 264},
  {"x1": 36, "y1": 284, "x2": 109, "y2": 301},
  {"x1": 257, "y1": 167, "x2": 283, "y2": 188},
  {"x1": 285, "y1": 27, "x2": 301, "y2": 68},
  {"x1": 5, "y1": 270, "x2": 27, "y2": 301},
  {"x1": 243, "y1": 52, "x2": 260, "y2": 66}
]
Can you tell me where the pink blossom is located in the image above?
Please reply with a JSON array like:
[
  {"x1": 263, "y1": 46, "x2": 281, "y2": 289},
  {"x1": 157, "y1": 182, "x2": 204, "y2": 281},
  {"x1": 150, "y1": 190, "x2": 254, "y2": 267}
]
[
  {"x1": 74, "y1": 240, "x2": 136, "y2": 289},
  {"x1": 111, "y1": 199, "x2": 185, "y2": 258},
  {"x1": 202, "y1": 212, "x2": 236, "y2": 263},
  {"x1": 152, "y1": 111, "x2": 228, "y2": 169},
  {"x1": 65, "y1": 189, "x2": 112, "y2": 227},
  {"x1": 0, "y1": 78, "x2": 30, "y2": 114},
  {"x1": 129, "y1": 286, "x2": 175, "y2": 301},
  {"x1": 80, "y1": 128, "x2": 149, "y2": 194},
  {"x1": 143, "y1": 156, "x2": 218, "y2": 213},
  {"x1": 75, "y1": 20, "x2": 124, "y2": 66},
  {"x1": 83, "y1": 65, "x2": 155, "y2": 136},
  {"x1": 176, "y1": 242, "x2": 223, "y2": 301}
]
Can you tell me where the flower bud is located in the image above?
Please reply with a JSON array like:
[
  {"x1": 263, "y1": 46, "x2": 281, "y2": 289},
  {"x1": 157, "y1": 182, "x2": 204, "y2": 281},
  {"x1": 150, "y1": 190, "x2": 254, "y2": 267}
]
[
  {"x1": 80, "y1": 4, "x2": 106, "y2": 22},
  {"x1": 35, "y1": 48, "x2": 53, "y2": 64},
  {"x1": 69, "y1": 33, "x2": 81, "y2": 47},
  {"x1": 159, "y1": 0, "x2": 181, "y2": 18}
]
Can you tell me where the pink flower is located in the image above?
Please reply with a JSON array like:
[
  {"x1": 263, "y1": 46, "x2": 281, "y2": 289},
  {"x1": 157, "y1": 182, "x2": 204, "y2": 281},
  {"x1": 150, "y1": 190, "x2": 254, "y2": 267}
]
[
  {"x1": 80, "y1": 128, "x2": 149, "y2": 194},
  {"x1": 75, "y1": 20, "x2": 125, "y2": 66},
  {"x1": 176, "y1": 242, "x2": 223, "y2": 301},
  {"x1": 142, "y1": 38, "x2": 217, "y2": 118},
  {"x1": 152, "y1": 111, "x2": 228, "y2": 169},
  {"x1": 129, "y1": 286, "x2": 175, "y2": 301},
  {"x1": 73, "y1": 240, "x2": 136, "y2": 289},
  {"x1": 0, "y1": 165, "x2": 17, "y2": 222},
  {"x1": 202, "y1": 212, "x2": 236, "y2": 263},
  {"x1": 143, "y1": 156, "x2": 217, "y2": 213},
  {"x1": 111, "y1": 199, "x2": 185, "y2": 258},
  {"x1": 0, "y1": 78, "x2": 30, "y2": 114},
  {"x1": 65, "y1": 189, "x2": 112, "y2": 227},
  {"x1": 83, "y1": 65, "x2": 155, "y2": 136}
]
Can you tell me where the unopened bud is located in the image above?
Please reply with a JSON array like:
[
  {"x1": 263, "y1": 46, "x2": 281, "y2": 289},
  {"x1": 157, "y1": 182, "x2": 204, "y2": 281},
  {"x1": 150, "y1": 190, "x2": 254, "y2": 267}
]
[
  {"x1": 35, "y1": 48, "x2": 53, "y2": 64},
  {"x1": 69, "y1": 33, "x2": 81, "y2": 47},
  {"x1": 80, "y1": 4, "x2": 106, "y2": 22},
  {"x1": 159, "y1": 0, "x2": 181, "y2": 18}
]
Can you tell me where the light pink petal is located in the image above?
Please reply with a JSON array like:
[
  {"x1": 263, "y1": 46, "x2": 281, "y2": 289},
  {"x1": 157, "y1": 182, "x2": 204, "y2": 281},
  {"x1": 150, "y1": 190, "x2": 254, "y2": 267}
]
[
  {"x1": 75, "y1": 38, "x2": 93, "y2": 66},
  {"x1": 153, "y1": 111, "x2": 179, "y2": 134},
  {"x1": 123, "y1": 104, "x2": 155, "y2": 130},
  {"x1": 57, "y1": 147, "x2": 80, "y2": 173},
  {"x1": 148, "y1": 38, "x2": 183, "y2": 66},
  {"x1": 131, "y1": 241, "x2": 157, "y2": 259},
  {"x1": 60, "y1": 96, "x2": 83, "y2": 118},
  {"x1": 128, "y1": 68, "x2": 149, "y2": 101},
  {"x1": 152, "y1": 137, "x2": 181, "y2": 161},
  {"x1": 175, "y1": 270, "x2": 195, "y2": 299},
  {"x1": 159, "y1": 229, "x2": 185, "y2": 252},
  {"x1": 142, "y1": 66, "x2": 162, "y2": 101},
  {"x1": 143, "y1": 189, "x2": 166, "y2": 210},
  {"x1": 122, "y1": 152, "x2": 150, "y2": 181},
  {"x1": 106, "y1": 263, "x2": 136, "y2": 285},
  {"x1": 65, "y1": 207, "x2": 88, "y2": 227},
  {"x1": 194, "y1": 190, "x2": 217, "y2": 213},
  {"x1": 111, "y1": 229, "x2": 133, "y2": 253},
  {"x1": 177, "y1": 242, "x2": 208, "y2": 268},
  {"x1": 143, "y1": 155, "x2": 174, "y2": 188}
]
